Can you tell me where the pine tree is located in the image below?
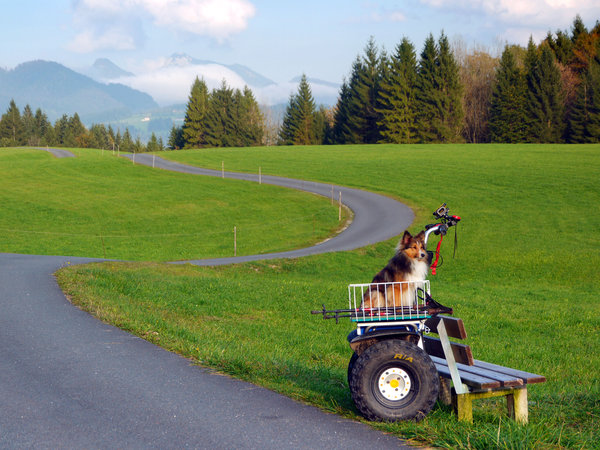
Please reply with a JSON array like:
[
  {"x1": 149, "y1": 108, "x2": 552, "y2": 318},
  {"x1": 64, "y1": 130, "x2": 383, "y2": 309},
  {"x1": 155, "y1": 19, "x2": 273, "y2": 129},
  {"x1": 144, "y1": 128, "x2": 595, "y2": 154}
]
[
  {"x1": 376, "y1": 37, "x2": 418, "y2": 143},
  {"x1": 415, "y1": 34, "x2": 440, "y2": 142},
  {"x1": 489, "y1": 46, "x2": 528, "y2": 142},
  {"x1": 168, "y1": 125, "x2": 184, "y2": 149},
  {"x1": 237, "y1": 86, "x2": 264, "y2": 146},
  {"x1": 34, "y1": 108, "x2": 52, "y2": 146},
  {"x1": 205, "y1": 80, "x2": 235, "y2": 147},
  {"x1": 525, "y1": 40, "x2": 565, "y2": 142},
  {"x1": 567, "y1": 59, "x2": 600, "y2": 142},
  {"x1": 182, "y1": 77, "x2": 209, "y2": 148},
  {"x1": 436, "y1": 32, "x2": 464, "y2": 141},
  {"x1": 121, "y1": 128, "x2": 133, "y2": 152},
  {"x1": 0, "y1": 99, "x2": 26, "y2": 146},
  {"x1": 332, "y1": 80, "x2": 358, "y2": 144},
  {"x1": 347, "y1": 38, "x2": 383, "y2": 143},
  {"x1": 22, "y1": 104, "x2": 36, "y2": 145},
  {"x1": 278, "y1": 74, "x2": 320, "y2": 145},
  {"x1": 147, "y1": 132, "x2": 160, "y2": 152}
]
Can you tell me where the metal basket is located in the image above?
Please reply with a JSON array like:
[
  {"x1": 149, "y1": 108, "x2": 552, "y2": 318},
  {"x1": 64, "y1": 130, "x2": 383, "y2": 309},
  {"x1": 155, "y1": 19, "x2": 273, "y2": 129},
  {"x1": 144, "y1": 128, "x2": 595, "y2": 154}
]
[{"x1": 348, "y1": 280, "x2": 430, "y2": 322}]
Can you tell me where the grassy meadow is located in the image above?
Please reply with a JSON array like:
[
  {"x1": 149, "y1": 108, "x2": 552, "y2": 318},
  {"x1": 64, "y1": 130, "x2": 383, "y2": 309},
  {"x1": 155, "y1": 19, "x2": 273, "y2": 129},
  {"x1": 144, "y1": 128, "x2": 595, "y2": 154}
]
[
  {"x1": 25, "y1": 143, "x2": 600, "y2": 447},
  {"x1": 0, "y1": 147, "x2": 344, "y2": 260}
]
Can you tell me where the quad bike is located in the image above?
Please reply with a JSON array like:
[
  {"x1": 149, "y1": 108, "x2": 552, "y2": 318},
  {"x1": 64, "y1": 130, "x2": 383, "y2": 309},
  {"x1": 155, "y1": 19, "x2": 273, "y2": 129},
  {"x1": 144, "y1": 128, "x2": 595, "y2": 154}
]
[{"x1": 312, "y1": 203, "x2": 461, "y2": 422}]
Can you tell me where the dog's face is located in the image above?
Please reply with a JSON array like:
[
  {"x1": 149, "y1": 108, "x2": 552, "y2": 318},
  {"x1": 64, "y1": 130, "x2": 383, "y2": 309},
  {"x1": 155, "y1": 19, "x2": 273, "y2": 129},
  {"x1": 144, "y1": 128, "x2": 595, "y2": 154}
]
[{"x1": 398, "y1": 230, "x2": 427, "y2": 261}]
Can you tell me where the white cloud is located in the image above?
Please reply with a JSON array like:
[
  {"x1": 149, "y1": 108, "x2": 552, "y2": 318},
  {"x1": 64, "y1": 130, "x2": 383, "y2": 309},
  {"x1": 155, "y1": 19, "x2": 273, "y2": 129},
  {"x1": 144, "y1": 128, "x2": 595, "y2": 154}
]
[
  {"x1": 420, "y1": 0, "x2": 598, "y2": 27},
  {"x1": 116, "y1": 62, "x2": 248, "y2": 105},
  {"x1": 69, "y1": 0, "x2": 255, "y2": 52}
]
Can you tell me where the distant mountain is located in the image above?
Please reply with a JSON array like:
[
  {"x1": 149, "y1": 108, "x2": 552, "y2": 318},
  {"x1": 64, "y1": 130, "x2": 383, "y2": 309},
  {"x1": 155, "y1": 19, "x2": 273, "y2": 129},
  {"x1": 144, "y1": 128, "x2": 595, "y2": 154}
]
[
  {"x1": 0, "y1": 60, "x2": 157, "y2": 123},
  {"x1": 166, "y1": 53, "x2": 277, "y2": 88},
  {"x1": 88, "y1": 58, "x2": 134, "y2": 80}
]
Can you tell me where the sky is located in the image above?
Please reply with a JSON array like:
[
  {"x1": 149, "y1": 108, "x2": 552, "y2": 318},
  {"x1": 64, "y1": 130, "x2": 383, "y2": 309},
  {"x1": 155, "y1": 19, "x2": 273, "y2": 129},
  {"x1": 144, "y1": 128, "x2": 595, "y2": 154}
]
[{"x1": 1, "y1": 0, "x2": 599, "y2": 106}]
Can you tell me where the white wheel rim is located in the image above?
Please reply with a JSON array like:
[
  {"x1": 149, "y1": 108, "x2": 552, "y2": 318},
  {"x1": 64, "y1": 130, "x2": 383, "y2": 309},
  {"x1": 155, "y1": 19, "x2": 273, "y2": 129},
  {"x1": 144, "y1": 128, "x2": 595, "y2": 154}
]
[{"x1": 377, "y1": 367, "x2": 411, "y2": 401}]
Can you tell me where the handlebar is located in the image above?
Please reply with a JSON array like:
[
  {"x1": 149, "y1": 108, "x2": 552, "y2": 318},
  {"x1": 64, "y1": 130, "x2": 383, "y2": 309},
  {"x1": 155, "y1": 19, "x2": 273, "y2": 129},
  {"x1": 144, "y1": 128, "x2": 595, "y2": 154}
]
[{"x1": 423, "y1": 203, "x2": 461, "y2": 247}]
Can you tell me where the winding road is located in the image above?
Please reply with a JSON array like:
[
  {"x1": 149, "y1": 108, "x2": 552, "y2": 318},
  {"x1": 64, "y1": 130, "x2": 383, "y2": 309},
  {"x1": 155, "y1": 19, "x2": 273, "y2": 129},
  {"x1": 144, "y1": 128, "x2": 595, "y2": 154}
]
[{"x1": 1, "y1": 149, "x2": 415, "y2": 448}]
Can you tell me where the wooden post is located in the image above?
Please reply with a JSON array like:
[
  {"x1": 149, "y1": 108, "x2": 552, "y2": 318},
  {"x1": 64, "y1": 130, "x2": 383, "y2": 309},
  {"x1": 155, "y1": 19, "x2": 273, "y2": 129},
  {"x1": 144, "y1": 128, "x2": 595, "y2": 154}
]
[
  {"x1": 222, "y1": 161, "x2": 224, "y2": 178},
  {"x1": 132, "y1": 152, "x2": 135, "y2": 164},
  {"x1": 507, "y1": 388, "x2": 528, "y2": 424},
  {"x1": 259, "y1": 166, "x2": 262, "y2": 184},
  {"x1": 234, "y1": 226, "x2": 237, "y2": 256},
  {"x1": 152, "y1": 154, "x2": 156, "y2": 168},
  {"x1": 338, "y1": 191, "x2": 342, "y2": 221}
]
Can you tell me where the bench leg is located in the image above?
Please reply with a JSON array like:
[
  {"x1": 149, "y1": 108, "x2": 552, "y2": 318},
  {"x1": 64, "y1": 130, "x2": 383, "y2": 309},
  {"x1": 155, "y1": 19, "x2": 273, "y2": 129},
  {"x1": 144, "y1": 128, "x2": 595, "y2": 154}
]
[
  {"x1": 439, "y1": 377, "x2": 452, "y2": 405},
  {"x1": 451, "y1": 388, "x2": 529, "y2": 424},
  {"x1": 452, "y1": 393, "x2": 473, "y2": 423},
  {"x1": 507, "y1": 388, "x2": 528, "y2": 424}
]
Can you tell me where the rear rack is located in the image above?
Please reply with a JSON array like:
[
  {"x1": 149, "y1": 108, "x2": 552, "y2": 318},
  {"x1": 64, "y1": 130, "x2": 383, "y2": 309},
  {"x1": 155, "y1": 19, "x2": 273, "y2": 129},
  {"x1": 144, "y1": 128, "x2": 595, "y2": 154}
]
[{"x1": 311, "y1": 281, "x2": 452, "y2": 324}]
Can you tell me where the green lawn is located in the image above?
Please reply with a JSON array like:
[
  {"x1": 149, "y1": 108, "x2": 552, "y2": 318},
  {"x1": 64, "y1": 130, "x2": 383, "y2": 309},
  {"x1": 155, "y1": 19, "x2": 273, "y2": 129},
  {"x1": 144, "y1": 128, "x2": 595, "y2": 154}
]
[
  {"x1": 52, "y1": 143, "x2": 600, "y2": 447},
  {"x1": 0, "y1": 147, "x2": 343, "y2": 260}
]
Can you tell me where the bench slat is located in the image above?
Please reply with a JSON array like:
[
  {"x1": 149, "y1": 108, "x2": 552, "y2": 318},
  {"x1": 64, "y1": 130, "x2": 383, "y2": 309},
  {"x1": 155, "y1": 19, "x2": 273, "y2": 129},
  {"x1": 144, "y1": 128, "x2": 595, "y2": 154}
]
[
  {"x1": 424, "y1": 315, "x2": 467, "y2": 339},
  {"x1": 423, "y1": 336, "x2": 474, "y2": 366},
  {"x1": 473, "y1": 360, "x2": 547, "y2": 384},
  {"x1": 432, "y1": 357, "x2": 501, "y2": 389},
  {"x1": 432, "y1": 356, "x2": 523, "y2": 388}
]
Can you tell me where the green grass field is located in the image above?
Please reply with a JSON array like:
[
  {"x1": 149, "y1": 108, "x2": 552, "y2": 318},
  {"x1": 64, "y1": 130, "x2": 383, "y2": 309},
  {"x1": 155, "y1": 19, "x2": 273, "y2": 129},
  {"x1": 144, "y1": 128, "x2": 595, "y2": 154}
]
[
  {"x1": 28, "y1": 144, "x2": 600, "y2": 447},
  {"x1": 0, "y1": 147, "x2": 344, "y2": 260}
]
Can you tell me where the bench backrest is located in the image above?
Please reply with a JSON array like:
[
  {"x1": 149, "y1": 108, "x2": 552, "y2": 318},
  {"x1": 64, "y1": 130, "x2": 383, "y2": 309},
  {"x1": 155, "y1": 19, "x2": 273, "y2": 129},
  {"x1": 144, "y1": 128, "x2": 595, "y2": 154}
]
[{"x1": 423, "y1": 315, "x2": 474, "y2": 366}]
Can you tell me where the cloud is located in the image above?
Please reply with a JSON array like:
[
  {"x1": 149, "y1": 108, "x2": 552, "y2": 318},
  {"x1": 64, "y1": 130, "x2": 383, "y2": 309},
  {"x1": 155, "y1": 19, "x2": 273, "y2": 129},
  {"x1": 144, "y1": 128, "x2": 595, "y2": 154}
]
[
  {"x1": 116, "y1": 62, "x2": 248, "y2": 105},
  {"x1": 419, "y1": 0, "x2": 598, "y2": 27},
  {"x1": 69, "y1": 0, "x2": 256, "y2": 52}
]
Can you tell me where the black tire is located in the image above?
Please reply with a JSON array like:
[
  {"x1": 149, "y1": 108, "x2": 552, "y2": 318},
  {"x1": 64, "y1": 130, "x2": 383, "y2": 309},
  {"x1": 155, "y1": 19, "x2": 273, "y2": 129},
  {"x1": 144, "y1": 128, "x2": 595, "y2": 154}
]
[
  {"x1": 347, "y1": 352, "x2": 358, "y2": 386},
  {"x1": 349, "y1": 339, "x2": 439, "y2": 422}
]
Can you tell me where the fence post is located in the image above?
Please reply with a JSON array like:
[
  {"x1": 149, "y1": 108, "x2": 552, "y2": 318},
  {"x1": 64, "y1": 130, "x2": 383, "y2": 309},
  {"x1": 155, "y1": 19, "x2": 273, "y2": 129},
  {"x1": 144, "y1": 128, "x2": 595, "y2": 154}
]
[
  {"x1": 153, "y1": 154, "x2": 156, "y2": 168},
  {"x1": 259, "y1": 167, "x2": 262, "y2": 184},
  {"x1": 222, "y1": 161, "x2": 225, "y2": 178},
  {"x1": 339, "y1": 191, "x2": 342, "y2": 221}
]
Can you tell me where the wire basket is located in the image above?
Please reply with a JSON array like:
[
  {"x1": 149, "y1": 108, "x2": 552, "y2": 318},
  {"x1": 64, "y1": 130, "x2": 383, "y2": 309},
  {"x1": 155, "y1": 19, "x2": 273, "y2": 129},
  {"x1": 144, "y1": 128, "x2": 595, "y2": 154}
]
[{"x1": 348, "y1": 280, "x2": 430, "y2": 322}]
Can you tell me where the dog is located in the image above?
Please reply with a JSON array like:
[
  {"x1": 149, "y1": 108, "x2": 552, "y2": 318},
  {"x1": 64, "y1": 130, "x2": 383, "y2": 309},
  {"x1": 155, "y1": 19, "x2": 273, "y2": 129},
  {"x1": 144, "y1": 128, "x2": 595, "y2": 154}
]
[{"x1": 361, "y1": 230, "x2": 430, "y2": 309}]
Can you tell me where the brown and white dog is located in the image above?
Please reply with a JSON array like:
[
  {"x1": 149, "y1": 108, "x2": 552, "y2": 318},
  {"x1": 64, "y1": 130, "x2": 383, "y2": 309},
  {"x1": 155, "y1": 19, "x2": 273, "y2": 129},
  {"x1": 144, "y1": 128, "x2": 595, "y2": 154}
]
[{"x1": 361, "y1": 230, "x2": 429, "y2": 309}]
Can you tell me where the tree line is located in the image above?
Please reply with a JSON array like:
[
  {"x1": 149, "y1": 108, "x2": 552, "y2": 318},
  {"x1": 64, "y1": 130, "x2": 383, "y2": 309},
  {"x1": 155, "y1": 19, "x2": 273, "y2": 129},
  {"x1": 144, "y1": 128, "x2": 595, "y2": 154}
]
[
  {"x1": 2, "y1": 15, "x2": 597, "y2": 150},
  {"x1": 0, "y1": 99, "x2": 165, "y2": 152},
  {"x1": 279, "y1": 15, "x2": 600, "y2": 145}
]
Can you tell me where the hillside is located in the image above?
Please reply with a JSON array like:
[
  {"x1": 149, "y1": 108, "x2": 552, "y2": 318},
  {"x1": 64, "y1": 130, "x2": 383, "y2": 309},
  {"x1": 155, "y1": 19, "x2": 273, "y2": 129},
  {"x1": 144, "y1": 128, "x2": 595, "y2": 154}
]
[{"x1": 0, "y1": 60, "x2": 157, "y2": 123}]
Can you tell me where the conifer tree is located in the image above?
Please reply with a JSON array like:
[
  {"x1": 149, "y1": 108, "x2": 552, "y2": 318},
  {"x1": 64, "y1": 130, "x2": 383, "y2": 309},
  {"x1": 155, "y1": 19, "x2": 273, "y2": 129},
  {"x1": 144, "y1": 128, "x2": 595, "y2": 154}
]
[
  {"x1": 205, "y1": 80, "x2": 235, "y2": 147},
  {"x1": 278, "y1": 74, "x2": 319, "y2": 145},
  {"x1": 331, "y1": 80, "x2": 358, "y2": 144},
  {"x1": 489, "y1": 46, "x2": 528, "y2": 142},
  {"x1": 182, "y1": 77, "x2": 209, "y2": 148},
  {"x1": 236, "y1": 86, "x2": 264, "y2": 146},
  {"x1": 168, "y1": 125, "x2": 184, "y2": 150},
  {"x1": 22, "y1": 104, "x2": 36, "y2": 145},
  {"x1": 567, "y1": 59, "x2": 600, "y2": 142},
  {"x1": 436, "y1": 32, "x2": 464, "y2": 141},
  {"x1": 121, "y1": 128, "x2": 133, "y2": 152},
  {"x1": 415, "y1": 34, "x2": 440, "y2": 142},
  {"x1": 34, "y1": 108, "x2": 52, "y2": 146},
  {"x1": 347, "y1": 38, "x2": 383, "y2": 143},
  {"x1": 0, "y1": 99, "x2": 26, "y2": 146},
  {"x1": 525, "y1": 40, "x2": 565, "y2": 142},
  {"x1": 376, "y1": 37, "x2": 418, "y2": 143}
]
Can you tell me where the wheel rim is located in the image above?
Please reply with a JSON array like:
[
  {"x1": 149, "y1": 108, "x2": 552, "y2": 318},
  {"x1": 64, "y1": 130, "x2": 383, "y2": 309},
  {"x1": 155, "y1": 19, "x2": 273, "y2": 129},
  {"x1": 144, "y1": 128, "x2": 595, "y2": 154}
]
[{"x1": 377, "y1": 367, "x2": 412, "y2": 401}]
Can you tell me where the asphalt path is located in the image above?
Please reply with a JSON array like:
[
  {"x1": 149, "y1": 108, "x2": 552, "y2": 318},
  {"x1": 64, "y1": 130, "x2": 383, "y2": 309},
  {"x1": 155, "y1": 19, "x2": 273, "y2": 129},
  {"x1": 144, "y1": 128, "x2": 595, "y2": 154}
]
[
  {"x1": 125, "y1": 153, "x2": 413, "y2": 265},
  {"x1": 1, "y1": 148, "x2": 415, "y2": 448}
]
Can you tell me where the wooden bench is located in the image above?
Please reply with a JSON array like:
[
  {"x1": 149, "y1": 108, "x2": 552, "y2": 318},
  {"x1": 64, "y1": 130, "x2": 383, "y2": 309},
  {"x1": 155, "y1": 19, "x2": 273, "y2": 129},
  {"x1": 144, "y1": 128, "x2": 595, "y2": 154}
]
[{"x1": 422, "y1": 315, "x2": 546, "y2": 423}]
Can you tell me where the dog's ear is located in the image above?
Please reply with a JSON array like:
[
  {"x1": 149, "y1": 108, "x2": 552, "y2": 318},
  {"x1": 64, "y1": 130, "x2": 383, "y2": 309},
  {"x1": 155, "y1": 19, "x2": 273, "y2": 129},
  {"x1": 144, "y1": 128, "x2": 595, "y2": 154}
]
[
  {"x1": 400, "y1": 230, "x2": 412, "y2": 247},
  {"x1": 415, "y1": 230, "x2": 425, "y2": 243}
]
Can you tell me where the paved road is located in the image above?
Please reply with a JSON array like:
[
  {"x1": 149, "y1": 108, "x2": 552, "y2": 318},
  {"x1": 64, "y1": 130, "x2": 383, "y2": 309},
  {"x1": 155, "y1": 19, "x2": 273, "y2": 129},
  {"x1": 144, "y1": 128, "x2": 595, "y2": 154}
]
[
  {"x1": 125, "y1": 153, "x2": 413, "y2": 265},
  {"x1": 1, "y1": 149, "x2": 415, "y2": 448}
]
